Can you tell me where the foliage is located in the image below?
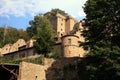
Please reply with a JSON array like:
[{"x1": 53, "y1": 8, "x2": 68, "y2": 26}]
[
  {"x1": 18, "y1": 29, "x2": 30, "y2": 41},
  {"x1": 0, "y1": 56, "x2": 43, "y2": 64},
  {"x1": 27, "y1": 14, "x2": 55, "y2": 57},
  {"x1": 50, "y1": 8, "x2": 68, "y2": 16},
  {"x1": 77, "y1": 46, "x2": 120, "y2": 80},
  {"x1": 0, "y1": 27, "x2": 29, "y2": 48},
  {"x1": 80, "y1": 0, "x2": 120, "y2": 80},
  {"x1": 46, "y1": 52, "x2": 61, "y2": 59},
  {"x1": 83, "y1": 0, "x2": 120, "y2": 49}
]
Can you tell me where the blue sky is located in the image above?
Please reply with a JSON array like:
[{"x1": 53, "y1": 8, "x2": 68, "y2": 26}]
[{"x1": 0, "y1": 0, "x2": 87, "y2": 30}]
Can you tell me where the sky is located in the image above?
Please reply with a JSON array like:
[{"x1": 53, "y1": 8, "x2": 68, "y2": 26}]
[{"x1": 0, "y1": 0, "x2": 87, "y2": 30}]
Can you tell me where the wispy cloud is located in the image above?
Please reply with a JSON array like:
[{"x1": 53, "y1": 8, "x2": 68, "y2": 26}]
[{"x1": 0, "y1": 0, "x2": 87, "y2": 19}]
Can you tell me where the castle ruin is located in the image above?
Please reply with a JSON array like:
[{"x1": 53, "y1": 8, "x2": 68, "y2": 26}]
[
  {"x1": 0, "y1": 12, "x2": 86, "y2": 59},
  {"x1": 0, "y1": 12, "x2": 87, "y2": 80}
]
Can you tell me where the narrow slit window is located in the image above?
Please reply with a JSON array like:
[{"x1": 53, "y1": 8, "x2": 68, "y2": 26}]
[{"x1": 68, "y1": 39, "x2": 71, "y2": 44}]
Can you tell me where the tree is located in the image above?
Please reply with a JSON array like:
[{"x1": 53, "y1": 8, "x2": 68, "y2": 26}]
[
  {"x1": 78, "y1": 0, "x2": 120, "y2": 80},
  {"x1": 83, "y1": 0, "x2": 120, "y2": 49},
  {"x1": 0, "y1": 27, "x2": 5, "y2": 47},
  {"x1": 78, "y1": 46, "x2": 120, "y2": 80},
  {"x1": 48, "y1": 8, "x2": 68, "y2": 16},
  {"x1": 18, "y1": 29, "x2": 30, "y2": 41},
  {"x1": 27, "y1": 14, "x2": 55, "y2": 57},
  {"x1": 0, "y1": 26, "x2": 29, "y2": 48}
]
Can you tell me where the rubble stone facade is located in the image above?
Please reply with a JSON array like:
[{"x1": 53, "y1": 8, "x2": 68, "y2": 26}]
[
  {"x1": 0, "y1": 39, "x2": 26, "y2": 55},
  {"x1": 19, "y1": 62, "x2": 46, "y2": 80},
  {"x1": 18, "y1": 58, "x2": 80, "y2": 80},
  {"x1": 62, "y1": 35, "x2": 85, "y2": 57}
]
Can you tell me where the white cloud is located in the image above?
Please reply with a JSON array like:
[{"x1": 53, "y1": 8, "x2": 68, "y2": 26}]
[{"x1": 0, "y1": 0, "x2": 87, "y2": 20}]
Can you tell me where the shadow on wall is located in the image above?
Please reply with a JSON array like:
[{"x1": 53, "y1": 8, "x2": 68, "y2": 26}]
[
  {"x1": 0, "y1": 64, "x2": 19, "y2": 80},
  {"x1": 45, "y1": 57, "x2": 81, "y2": 80}
]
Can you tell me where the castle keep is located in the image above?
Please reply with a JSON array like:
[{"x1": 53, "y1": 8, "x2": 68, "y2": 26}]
[{"x1": 45, "y1": 12, "x2": 86, "y2": 57}]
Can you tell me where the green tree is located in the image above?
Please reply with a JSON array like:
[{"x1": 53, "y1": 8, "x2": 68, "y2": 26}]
[
  {"x1": 78, "y1": 46, "x2": 120, "y2": 80},
  {"x1": 27, "y1": 14, "x2": 55, "y2": 57},
  {"x1": 0, "y1": 26, "x2": 29, "y2": 48},
  {"x1": 83, "y1": 0, "x2": 120, "y2": 49},
  {"x1": 0, "y1": 27, "x2": 5, "y2": 47},
  {"x1": 0, "y1": 27, "x2": 19, "y2": 47},
  {"x1": 18, "y1": 29, "x2": 30, "y2": 41},
  {"x1": 79, "y1": 0, "x2": 120, "y2": 80},
  {"x1": 50, "y1": 8, "x2": 68, "y2": 16}
]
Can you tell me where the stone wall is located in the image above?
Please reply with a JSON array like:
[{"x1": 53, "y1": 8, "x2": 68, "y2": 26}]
[
  {"x1": 3, "y1": 47, "x2": 37, "y2": 60},
  {"x1": 10, "y1": 39, "x2": 26, "y2": 52},
  {"x1": 0, "y1": 39, "x2": 26, "y2": 55},
  {"x1": 45, "y1": 13, "x2": 78, "y2": 39},
  {"x1": 18, "y1": 62, "x2": 46, "y2": 80},
  {"x1": 18, "y1": 58, "x2": 81, "y2": 80},
  {"x1": 62, "y1": 35, "x2": 85, "y2": 57},
  {"x1": 52, "y1": 43, "x2": 62, "y2": 55},
  {"x1": 56, "y1": 13, "x2": 66, "y2": 38},
  {"x1": 65, "y1": 16, "x2": 77, "y2": 34},
  {"x1": 0, "y1": 44, "x2": 12, "y2": 55},
  {"x1": 44, "y1": 58, "x2": 80, "y2": 80}
]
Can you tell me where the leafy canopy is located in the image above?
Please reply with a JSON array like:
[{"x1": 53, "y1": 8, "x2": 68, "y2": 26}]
[
  {"x1": 50, "y1": 8, "x2": 68, "y2": 16},
  {"x1": 0, "y1": 27, "x2": 29, "y2": 48},
  {"x1": 79, "y1": 0, "x2": 120, "y2": 80},
  {"x1": 83, "y1": 0, "x2": 120, "y2": 49},
  {"x1": 78, "y1": 46, "x2": 120, "y2": 80},
  {"x1": 27, "y1": 14, "x2": 55, "y2": 56}
]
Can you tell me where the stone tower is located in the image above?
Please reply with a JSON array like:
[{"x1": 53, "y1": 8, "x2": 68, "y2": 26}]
[
  {"x1": 56, "y1": 13, "x2": 66, "y2": 38},
  {"x1": 45, "y1": 12, "x2": 78, "y2": 40},
  {"x1": 45, "y1": 12, "x2": 86, "y2": 58},
  {"x1": 65, "y1": 16, "x2": 78, "y2": 34},
  {"x1": 61, "y1": 35, "x2": 85, "y2": 57}
]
